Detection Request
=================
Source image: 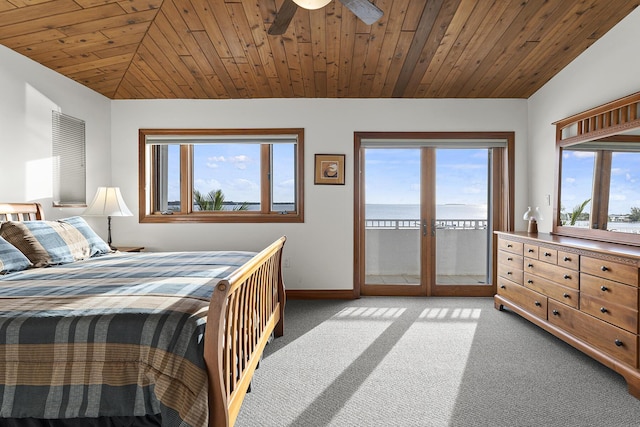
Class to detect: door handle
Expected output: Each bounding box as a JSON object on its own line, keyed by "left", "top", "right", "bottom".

{"left": 422, "top": 219, "right": 436, "bottom": 237}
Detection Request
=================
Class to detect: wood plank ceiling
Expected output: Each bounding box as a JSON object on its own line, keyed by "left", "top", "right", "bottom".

{"left": 0, "top": 0, "right": 637, "bottom": 100}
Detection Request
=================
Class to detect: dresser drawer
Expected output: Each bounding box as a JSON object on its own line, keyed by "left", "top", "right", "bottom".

{"left": 497, "top": 277, "right": 547, "bottom": 319}
{"left": 498, "top": 263, "right": 523, "bottom": 284}
{"left": 524, "top": 244, "right": 538, "bottom": 259}
{"left": 538, "top": 247, "right": 558, "bottom": 264}
{"left": 497, "top": 250, "right": 523, "bottom": 271}
{"left": 558, "top": 250, "right": 579, "bottom": 270}
{"left": 498, "top": 238, "right": 523, "bottom": 255}
{"left": 580, "top": 273, "right": 638, "bottom": 309}
{"left": 581, "top": 256, "right": 638, "bottom": 287}
{"left": 524, "top": 273, "right": 578, "bottom": 308}
{"left": 548, "top": 300, "right": 638, "bottom": 367}
{"left": 580, "top": 294, "right": 638, "bottom": 334}
{"left": 524, "top": 259, "right": 579, "bottom": 289}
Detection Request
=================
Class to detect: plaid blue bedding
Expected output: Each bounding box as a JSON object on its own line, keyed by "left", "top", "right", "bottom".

{"left": 0, "top": 250, "right": 257, "bottom": 426}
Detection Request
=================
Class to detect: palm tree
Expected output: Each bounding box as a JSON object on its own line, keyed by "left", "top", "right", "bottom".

{"left": 569, "top": 198, "right": 591, "bottom": 226}
{"left": 193, "top": 189, "right": 249, "bottom": 211}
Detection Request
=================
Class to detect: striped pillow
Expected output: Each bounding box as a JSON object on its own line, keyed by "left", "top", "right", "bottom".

{"left": 0, "top": 217, "right": 111, "bottom": 267}
{"left": 59, "top": 216, "right": 111, "bottom": 255}
{"left": 0, "top": 236, "right": 32, "bottom": 273}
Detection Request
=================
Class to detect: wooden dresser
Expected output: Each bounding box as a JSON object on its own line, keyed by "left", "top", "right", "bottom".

{"left": 495, "top": 231, "right": 640, "bottom": 398}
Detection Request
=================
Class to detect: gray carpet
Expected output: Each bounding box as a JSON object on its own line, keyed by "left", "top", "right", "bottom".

{"left": 235, "top": 297, "right": 640, "bottom": 426}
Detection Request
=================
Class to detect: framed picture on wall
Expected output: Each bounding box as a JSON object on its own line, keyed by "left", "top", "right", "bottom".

{"left": 314, "top": 154, "right": 345, "bottom": 185}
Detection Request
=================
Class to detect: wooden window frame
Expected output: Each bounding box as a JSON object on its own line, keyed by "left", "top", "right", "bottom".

{"left": 138, "top": 128, "right": 304, "bottom": 223}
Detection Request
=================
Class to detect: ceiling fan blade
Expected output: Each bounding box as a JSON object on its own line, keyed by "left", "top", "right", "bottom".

{"left": 268, "top": 0, "right": 299, "bottom": 35}
{"left": 339, "top": 0, "right": 383, "bottom": 25}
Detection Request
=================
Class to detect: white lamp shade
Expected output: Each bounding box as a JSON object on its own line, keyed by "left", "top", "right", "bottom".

{"left": 292, "top": 0, "right": 332, "bottom": 10}
{"left": 523, "top": 206, "right": 543, "bottom": 221}
{"left": 84, "top": 187, "right": 133, "bottom": 217}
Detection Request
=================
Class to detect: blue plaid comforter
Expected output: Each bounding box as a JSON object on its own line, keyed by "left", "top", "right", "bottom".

{"left": 0, "top": 250, "right": 257, "bottom": 426}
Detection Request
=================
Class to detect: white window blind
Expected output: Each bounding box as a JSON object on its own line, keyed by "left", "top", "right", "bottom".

{"left": 52, "top": 111, "right": 86, "bottom": 206}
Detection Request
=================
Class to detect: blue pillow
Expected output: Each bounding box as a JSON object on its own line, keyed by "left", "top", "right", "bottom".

{"left": 0, "top": 236, "right": 31, "bottom": 273}
{"left": 59, "top": 216, "right": 111, "bottom": 256}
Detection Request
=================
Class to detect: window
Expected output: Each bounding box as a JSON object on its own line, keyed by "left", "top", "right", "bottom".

{"left": 52, "top": 111, "right": 86, "bottom": 206}
{"left": 139, "top": 129, "right": 304, "bottom": 223}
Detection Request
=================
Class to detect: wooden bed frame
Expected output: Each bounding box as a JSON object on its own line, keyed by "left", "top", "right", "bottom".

{"left": 0, "top": 202, "right": 286, "bottom": 427}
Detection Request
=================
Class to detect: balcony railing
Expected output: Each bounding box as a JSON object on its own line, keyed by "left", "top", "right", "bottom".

{"left": 365, "top": 218, "right": 488, "bottom": 230}
{"left": 365, "top": 219, "right": 489, "bottom": 277}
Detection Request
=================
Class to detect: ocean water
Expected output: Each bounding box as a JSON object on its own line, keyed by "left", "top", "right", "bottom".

{"left": 366, "top": 204, "right": 487, "bottom": 220}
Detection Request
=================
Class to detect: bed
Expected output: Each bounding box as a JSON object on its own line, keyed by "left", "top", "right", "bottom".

{"left": 0, "top": 203, "right": 286, "bottom": 427}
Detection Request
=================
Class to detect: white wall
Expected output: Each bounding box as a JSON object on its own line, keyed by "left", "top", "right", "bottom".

{"left": 111, "top": 98, "right": 527, "bottom": 290}
{"left": 0, "top": 45, "right": 111, "bottom": 226}
{"left": 527, "top": 7, "right": 640, "bottom": 232}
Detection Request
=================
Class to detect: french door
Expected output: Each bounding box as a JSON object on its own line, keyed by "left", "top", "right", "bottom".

{"left": 354, "top": 132, "right": 514, "bottom": 297}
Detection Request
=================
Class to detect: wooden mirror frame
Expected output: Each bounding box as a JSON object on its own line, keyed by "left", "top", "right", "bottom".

{"left": 553, "top": 91, "right": 640, "bottom": 246}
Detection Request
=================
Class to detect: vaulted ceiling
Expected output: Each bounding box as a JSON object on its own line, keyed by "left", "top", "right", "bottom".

{"left": 0, "top": 0, "right": 637, "bottom": 100}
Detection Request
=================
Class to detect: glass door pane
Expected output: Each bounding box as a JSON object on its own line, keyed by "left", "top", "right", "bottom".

{"left": 363, "top": 148, "right": 422, "bottom": 290}
{"left": 434, "top": 149, "right": 490, "bottom": 286}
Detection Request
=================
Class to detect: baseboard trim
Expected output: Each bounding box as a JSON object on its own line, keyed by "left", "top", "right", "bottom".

{"left": 286, "top": 289, "right": 357, "bottom": 300}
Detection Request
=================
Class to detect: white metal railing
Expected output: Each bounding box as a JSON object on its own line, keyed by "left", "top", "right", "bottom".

{"left": 365, "top": 218, "right": 487, "bottom": 230}
{"left": 364, "top": 227, "right": 488, "bottom": 275}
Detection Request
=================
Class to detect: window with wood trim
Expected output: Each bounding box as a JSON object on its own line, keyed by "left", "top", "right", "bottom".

{"left": 139, "top": 129, "right": 304, "bottom": 223}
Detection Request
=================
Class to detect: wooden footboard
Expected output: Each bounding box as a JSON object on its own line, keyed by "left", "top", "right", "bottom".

{"left": 205, "top": 236, "right": 286, "bottom": 427}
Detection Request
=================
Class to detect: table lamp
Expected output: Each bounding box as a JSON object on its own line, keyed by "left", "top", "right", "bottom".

{"left": 523, "top": 206, "right": 542, "bottom": 234}
{"left": 84, "top": 187, "right": 133, "bottom": 249}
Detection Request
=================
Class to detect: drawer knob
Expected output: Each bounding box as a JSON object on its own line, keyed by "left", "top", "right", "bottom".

{"left": 507, "top": 257, "right": 513, "bottom": 261}
{"left": 527, "top": 279, "right": 533, "bottom": 284}
{"left": 507, "top": 244, "right": 513, "bottom": 248}
{"left": 563, "top": 256, "right": 570, "bottom": 262}
{"left": 535, "top": 301, "right": 541, "bottom": 307}
{"left": 500, "top": 285, "right": 506, "bottom": 289}
{"left": 600, "top": 285, "right": 608, "bottom": 292}
{"left": 507, "top": 271, "right": 512, "bottom": 275}
{"left": 563, "top": 274, "right": 571, "bottom": 280}
{"left": 615, "top": 339, "right": 623, "bottom": 347}
{"left": 544, "top": 252, "right": 551, "bottom": 257}
{"left": 528, "top": 248, "right": 534, "bottom": 253}
{"left": 601, "top": 265, "right": 609, "bottom": 272}
{"left": 600, "top": 307, "right": 608, "bottom": 313}
{"left": 528, "top": 264, "right": 534, "bottom": 268}
{"left": 552, "top": 309, "right": 560, "bottom": 316}
{"left": 563, "top": 293, "right": 570, "bottom": 298}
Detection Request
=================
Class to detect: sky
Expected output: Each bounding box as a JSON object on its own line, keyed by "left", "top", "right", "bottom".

{"left": 562, "top": 149, "right": 640, "bottom": 216}
{"left": 364, "top": 148, "right": 490, "bottom": 206}
{"left": 168, "top": 143, "right": 295, "bottom": 205}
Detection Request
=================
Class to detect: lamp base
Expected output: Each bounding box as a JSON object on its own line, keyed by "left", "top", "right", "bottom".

{"left": 527, "top": 219, "right": 538, "bottom": 234}
{"left": 107, "top": 215, "right": 113, "bottom": 247}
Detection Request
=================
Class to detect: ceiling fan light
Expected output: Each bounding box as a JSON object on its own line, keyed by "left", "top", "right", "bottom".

{"left": 292, "top": 0, "right": 332, "bottom": 10}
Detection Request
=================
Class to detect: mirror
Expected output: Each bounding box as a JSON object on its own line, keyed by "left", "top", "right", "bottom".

{"left": 553, "top": 92, "right": 640, "bottom": 246}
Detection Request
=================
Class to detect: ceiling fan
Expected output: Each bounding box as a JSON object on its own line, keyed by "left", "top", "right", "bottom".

{"left": 268, "top": 0, "right": 384, "bottom": 35}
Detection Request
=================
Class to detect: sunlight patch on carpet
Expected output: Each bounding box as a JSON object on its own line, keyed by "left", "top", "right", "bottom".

{"left": 330, "top": 307, "right": 481, "bottom": 426}
{"left": 336, "top": 306, "right": 407, "bottom": 318}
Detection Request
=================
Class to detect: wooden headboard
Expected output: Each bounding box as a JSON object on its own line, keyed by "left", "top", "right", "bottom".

{"left": 0, "top": 203, "right": 45, "bottom": 222}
